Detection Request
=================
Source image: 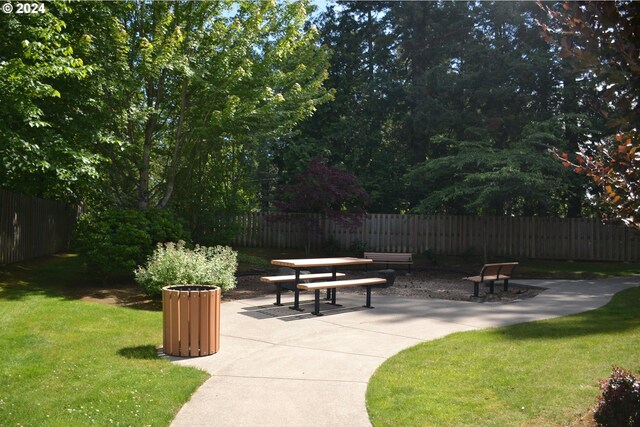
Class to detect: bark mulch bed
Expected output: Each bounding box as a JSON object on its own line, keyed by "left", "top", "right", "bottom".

{"left": 74, "top": 268, "right": 544, "bottom": 308}
{"left": 224, "top": 267, "right": 544, "bottom": 303}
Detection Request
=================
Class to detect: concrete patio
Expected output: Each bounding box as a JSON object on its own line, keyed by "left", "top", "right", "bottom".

{"left": 169, "top": 276, "right": 639, "bottom": 427}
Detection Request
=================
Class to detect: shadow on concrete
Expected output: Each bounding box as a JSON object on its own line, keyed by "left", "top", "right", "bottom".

{"left": 239, "top": 299, "right": 369, "bottom": 321}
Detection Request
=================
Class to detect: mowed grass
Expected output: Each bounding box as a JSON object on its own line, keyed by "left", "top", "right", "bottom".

{"left": 517, "top": 259, "right": 640, "bottom": 279}
{"left": 366, "top": 286, "right": 640, "bottom": 426}
{"left": 0, "top": 255, "right": 208, "bottom": 426}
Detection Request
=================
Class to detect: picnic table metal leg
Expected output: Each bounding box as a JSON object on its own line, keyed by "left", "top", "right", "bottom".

{"left": 326, "top": 266, "right": 337, "bottom": 300}
{"left": 329, "top": 288, "right": 342, "bottom": 306}
{"left": 363, "top": 285, "right": 374, "bottom": 309}
{"left": 274, "top": 283, "right": 283, "bottom": 306}
{"left": 503, "top": 279, "right": 509, "bottom": 292}
{"left": 290, "top": 268, "right": 303, "bottom": 311}
{"left": 311, "top": 289, "right": 323, "bottom": 316}
{"left": 326, "top": 267, "right": 341, "bottom": 306}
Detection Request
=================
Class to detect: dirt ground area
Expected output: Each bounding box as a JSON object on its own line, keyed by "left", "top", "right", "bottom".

{"left": 76, "top": 267, "right": 544, "bottom": 308}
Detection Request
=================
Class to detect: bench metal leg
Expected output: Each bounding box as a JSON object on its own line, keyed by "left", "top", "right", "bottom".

{"left": 363, "top": 285, "right": 374, "bottom": 309}
{"left": 274, "top": 284, "right": 283, "bottom": 306}
{"left": 489, "top": 281, "right": 495, "bottom": 294}
{"left": 311, "top": 289, "right": 323, "bottom": 316}
{"left": 504, "top": 279, "right": 509, "bottom": 292}
{"left": 473, "top": 283, "right": 479, "bottom": 297}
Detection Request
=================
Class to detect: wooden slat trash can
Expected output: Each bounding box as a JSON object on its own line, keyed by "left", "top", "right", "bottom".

{"left": 162, "top": 285, "right": 220, "bottom": 357}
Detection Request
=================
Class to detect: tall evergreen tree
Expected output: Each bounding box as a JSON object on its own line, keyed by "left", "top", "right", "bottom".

{"left": 282, "top": 2, "right": 407, "bottom": 212}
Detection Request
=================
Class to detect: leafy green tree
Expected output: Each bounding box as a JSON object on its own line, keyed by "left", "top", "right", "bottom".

{"left": 0, "top": 2, "right": 97, "bottom": 203}
{"left": 168, "top": 1, "right": 332, "bottom": 242}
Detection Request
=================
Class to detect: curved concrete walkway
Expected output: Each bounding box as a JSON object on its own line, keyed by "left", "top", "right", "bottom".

{"left": 170, "top": 276, "right": 638, "bottom": 427}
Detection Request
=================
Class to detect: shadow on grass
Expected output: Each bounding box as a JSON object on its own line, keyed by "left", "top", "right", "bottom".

{"left": 118, "top": 345, "right": 160, "bottom": 360}
{"left": 498, "top": 286, "right": 640, "bottom": 340}
{"left": 0, "top": 254, "right": 161, "bottom": 311}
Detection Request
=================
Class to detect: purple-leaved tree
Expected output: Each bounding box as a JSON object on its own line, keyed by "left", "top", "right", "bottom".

{"left": 271, "top": 158, "right": 368, "bottom": 254}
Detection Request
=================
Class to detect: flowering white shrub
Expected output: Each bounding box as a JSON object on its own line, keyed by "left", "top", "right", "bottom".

{"left": 134, "top": 241, "right": 237, "bottom": 296}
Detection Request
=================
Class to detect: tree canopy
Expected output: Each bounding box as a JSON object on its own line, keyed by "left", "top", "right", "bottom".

{"left": 2, "top": 1, "right": 637, "bottom": 240}
{"left": 539, "top": 1, "right": 640, "bottom": 229}
{"left": 1, "top": 1, "right": 331, "bottom": 217}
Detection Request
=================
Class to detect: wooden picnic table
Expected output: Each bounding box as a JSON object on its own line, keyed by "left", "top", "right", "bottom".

{"left": 271, "top": 257, "right": 374, "bottom": 269}
{"left": 268, "top": 257, "right": 374, "bottom": 311}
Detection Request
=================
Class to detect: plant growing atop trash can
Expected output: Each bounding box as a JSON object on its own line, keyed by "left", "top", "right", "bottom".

{"left": 135, "top": 241, "right": 237, "bottom": 357}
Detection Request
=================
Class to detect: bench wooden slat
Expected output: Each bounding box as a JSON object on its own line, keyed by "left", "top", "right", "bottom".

{"left": 297, "top": 277, "right": 387, "bottom": 290}
{"left": 363, "top": 252, "right": 413, "bottom": 272}
{"left": 364, "top": 252, "right": 412, "bottom": 263}
{"left": 462, "top": 274, "right": 512, "bottom": 283}
{"left": 260, "top": 273, "right": 346, "bottom": 283}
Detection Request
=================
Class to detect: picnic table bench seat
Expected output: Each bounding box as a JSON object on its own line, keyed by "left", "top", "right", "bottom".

{"left": 364, "top": 252, "right": 413, "bottom": 271}
{"left": 262, "top": 257, "right": 391, "bottom": 316}
{"left": 298, "top": 277, "right": 388, "bottom": 316}
{"left": 261, "top": 272, "right": 347, "bottom": 306}
{"left": 463, "top": 262, "right": 518, "bottom": 297}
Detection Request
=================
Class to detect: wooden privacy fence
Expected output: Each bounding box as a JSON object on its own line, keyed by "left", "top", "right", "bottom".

{"left": 226, "top": 213, "right": 640, "bottom": 262}
{"left": 0, "top": 190, "right": 80, "bottom": 265}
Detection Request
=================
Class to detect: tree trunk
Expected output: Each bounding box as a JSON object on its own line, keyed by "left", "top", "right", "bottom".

{"left": 138, "top": 119, "right": 154, "bottom": 209}
{"left": 138, "top": 71, "right": 166, "bottom": 209}
{"left": 159, "top": 78, "right": 189, "bottom": 208}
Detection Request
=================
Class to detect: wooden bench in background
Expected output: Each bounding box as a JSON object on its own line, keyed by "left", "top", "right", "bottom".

{"left": 364, "top": 252, "right": 413, "bottom": 272}
{"left": 462, "top": 262, "right": 519, "bottom": 297}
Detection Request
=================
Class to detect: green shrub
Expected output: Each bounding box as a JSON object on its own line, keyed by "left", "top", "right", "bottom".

{"left": 322, "top": 236, "right": 341, "bottom": 255}
{"left": 348, "top": 239, "right": 367, "bottom": 255}
{"left": 134, "top": 241, "right": 237, "bottom": 296}
{"left": 422, "top": 248, "right": 439, "bottom": 265}
{"left": 73, "top": 208, "right": 190, "bottom": 280}
{"left": 594, "top": 366, "right": 640, "bottom": 427}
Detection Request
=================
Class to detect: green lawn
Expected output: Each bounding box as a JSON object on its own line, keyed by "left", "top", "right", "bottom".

{"left": 0, "top": 255, "right": 208, "bottom": 426}
{"left": 516, "top": 259, "right": 640, "bottom": 279}
{"left": 366, "top": 286, "right": 640, "bottom": 426}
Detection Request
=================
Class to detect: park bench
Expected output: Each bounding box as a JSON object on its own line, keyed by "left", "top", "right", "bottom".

{"left": 462, "top": 262, "right": 519, "bottom": 297}
{"left": 297, "top": 277, "right": 388, "bottom": 316}
{"left": 364, "top": 252, "right": 413, "bottom": 272}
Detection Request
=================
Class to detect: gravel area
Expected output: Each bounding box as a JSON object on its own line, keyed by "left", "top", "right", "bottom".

{"left": 224, "top": 269, "right": 545, "bottom": 303}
